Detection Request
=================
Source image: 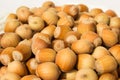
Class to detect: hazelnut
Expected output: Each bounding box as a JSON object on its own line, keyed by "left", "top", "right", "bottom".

{"left": 42, "top": 9, "right": 58, "bottom": 25}
{"left": 0, "top": 33, "right": 21, "bottom": 48}
{"left": 54, "top": 25, "right": 71, "bottom": 40}
{"left": 75, "top": 68, "right": 98, "bottom": 80}
{"left": 52, "top": 39, "right": 66, "bottom": 52}
{"left": 109, "top": 44, "right": 120, "bottom": 65}
{"left": 77, "top": 54, "right": 95, "bottom": 69}
{"left": 15, "top": 24, "right": 33, "bottom": 39}
{"left": 35, "top": 48, "right": 56, "bottom": 63}
{"left": 16, "top": 6, "right": 32, "bottom": 23}
{"left": 92, "top": 46, "right": 110, "bottom": 59}
{"left": 0, "top": 47, "right": 15, "bottom": 65}
{"left": 55, "top": 48, "right": 77, "bottom": 72}
{"left": 32, "top": 33, "right": 51, "bottom": 54}
{"left": 26, "top": 58, "right": 38, "bottom": 75}
{"left": 63, "top": 5, "right": 79, "bottom": 18}
{"left": 77, "top": 18, "right": 96, "bottom": 34}
{"left": 41, "top": 25, "right": 56, "bottom": 37}
{"left": 60, "top": 69, "right": 77, "bottom": 80}
{"left": 31, "top": 7, "right": 47, "bottom": 17}
{"left": 101, "top": 28, "right": 118, "bottom": 47}
{"left": 42, "top": 1, "right": 55, "bottom": 8}
{"left": 81, "top": 31, "right": 102, "bottom": 47}
{"left": 36, "top": 62, "right": 61, "bottom": 80}
{"left": 99, "top": 73, "right": 116, "bottom": 80}
{"left": 28, "top": 15, "right": 45, "bottom": 31}
{"left": 77, "top": 4, "right": 89, "bottom": 12}
{"left": 4, "top": 19, "right": 21, "bottom": 32}
{"left": 12, "top": 39, "right": 32, "bottom": 61}
{"left": 71, "top": 39, "right": 94, "bottom": 54}
{"left": 95, "top": 55, "right": 117, "bottom": 74}
{"left": 7, "top": 61, "right": 28, "bottom": 76}
{"left": 94, "top": 13, "right": 110, "bottom": 24}
{"left": 110, "top": 17, "right": 120, "bottom": 28}
{"left": 57, "top": 15, "right": 74, "bottom": 28}
{"left": 0, "top": 72, "right": 21, "bottom": 80}
{"left": 6, "top": 13, "right": 17, "bottom": 21}
{"left": 96, "top": 23, "right": 110, "bottom": 36}
{"left": 105, "top": 9, "right": 117, "bottom": 17}
{"left": 89, "top": 8, "right": 103, "bottom": 17}
{"left": 64, "top": 31, "right": 80, "bottom": 45}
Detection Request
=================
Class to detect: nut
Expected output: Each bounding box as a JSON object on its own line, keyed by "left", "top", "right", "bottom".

{"left": 63, "top": 5, "right": 79, "bottom": 18}
{"left": 77, "top": 18, "right": 96, "bottom": 34}
{"left": 105, "top": 9, "right": 117, "bottom": 17}
{"left": 0, "top": 47, "right": 15, "bottom": 65}
{"left": 95, "top": 55, "right": 117, "bottom": 74}
{"left": 75, "top": 68, "right": 98, "bottom": 80}
{"left": 92, "top": 46, "right": 110, "bottom": 59}
{"left": 28, "top": 15, "right": 45, "bottom": 31}
{"left": 77, "top": 54, "right": 95, "bottom": 69}
{"left": 81, "top": 31, "right": 102, "bottom": 47}
{"left": 99, "top": 73, "right": 116, "bottom": 80}
{"left": 57, "top": 15, "right": 74, "bottom": 28}
{"left": 15, "top": 24, "right": 33, "bottom": 39}
{"left": 42, "top": 1, "right": 55, "bottom": 8}
{"left": 71, "top": 39, "right": 94, "bottom": 54}
{"left": 0, "top": 33, "right": 21, "bottom": 48}
{"left": 109, "top": 44, "right": 120, "bottom": 65}
{"left": 94, "top": 13, "right": 110, "bottom": 24}
{"left": 26, "top": 58, "right": 38, "bottom": 75}
{"left": 60, "top": 69, "right": 77, "bottom": 80}
{"left": 36, "top": 62, "right": 61, "bottom": 80}
{"left": 6, "top": 13, "right": 17, "bottom": 21}
{"left": 96, "top": 23, "right": 110, "bottom": 36}
{"left": 77, "top": 4, "right": 88, "bottom": 12}
{"left": 42, "top": 9, "right": 58, "bottom": 25}
{"left": 0, "top": 72, "right": 21, "bottom": 80}
{"left": 54, "top": 25, "right": 71, "bottom": 40}
{"left": 0, "top": 66, "right": 7, "bottom": 78}
{"left": 12, "top": 39, "right": 32, "bottom": 61}
{"left": 64, "top": 31, "right": 80, "bottom": 45}
{"left": 31, "top": 7, "right": 47, "bottom": 17}
{"left": 52, "top": 39, "right": 66, "bottom": 52}
{"left": 4, "top": 19, "right": 21, "bottom": 32}
{"left": 32, "top": 33, "right": 51, "bottom": 54}
{"left": 101, "top": 28, "right": 118, "bottom": 47}
{"left": 41, "top": 25, "right": 56, "bottom": 37}
{"left": 35, "top": 48, "right": 56, "bottom": 63}
{"left": 89, "top": 8, "right": 103, "bottom": 17}
{"left": 55, "top": 48, "right": 77, "bottom": 72}
{"left": 110, "top": 17, "right": 120, "bottom": 28}
{"left": 16, "top": 6, "right": 32, "bottom": 23}
{"left": 7, "top": 60, "right": 28, "bottom": 76}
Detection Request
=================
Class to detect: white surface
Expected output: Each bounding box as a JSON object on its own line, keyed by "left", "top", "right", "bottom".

{"left": 0, "top": 0, "right": 120, "bottom": 33}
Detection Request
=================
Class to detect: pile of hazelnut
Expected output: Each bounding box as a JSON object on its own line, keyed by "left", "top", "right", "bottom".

{"left": 0, "top": 1, "right": 120, "bottom": 80}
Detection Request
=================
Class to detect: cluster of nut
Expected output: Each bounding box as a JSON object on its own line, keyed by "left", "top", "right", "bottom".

{"left": 0, "top": 1, "right": 120, "bottom": 80}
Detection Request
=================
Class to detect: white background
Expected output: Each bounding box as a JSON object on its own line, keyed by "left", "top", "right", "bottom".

{"left": 0, "top": 0, "right": 120, "bottom": 16}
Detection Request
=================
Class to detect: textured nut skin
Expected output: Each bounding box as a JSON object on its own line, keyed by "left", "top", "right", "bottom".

{"left": 71, "top": 39, "right": 94, "bottom": 54}
{"left": 109, "top": 44, "right": 120, "bottom": 65}
{"left": 75, "top": 68, "right": 98, "bottom": 80}
{"left": 0, "top": 33, "right": 21, "bottom": 48}
{"left": 95, "top": 55, "right": 117, "bottom": 74}
{"left": 16, "top": 6, "right": 32, "bottom": 23}
{"left": 55, "top": 48, "right": 77, "bottom": 72}
{"left": 36, "top": 62, "right": 61, "bottom": 80}
{"left": 28, "top": 16, "right": 45, "bottom": 31}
